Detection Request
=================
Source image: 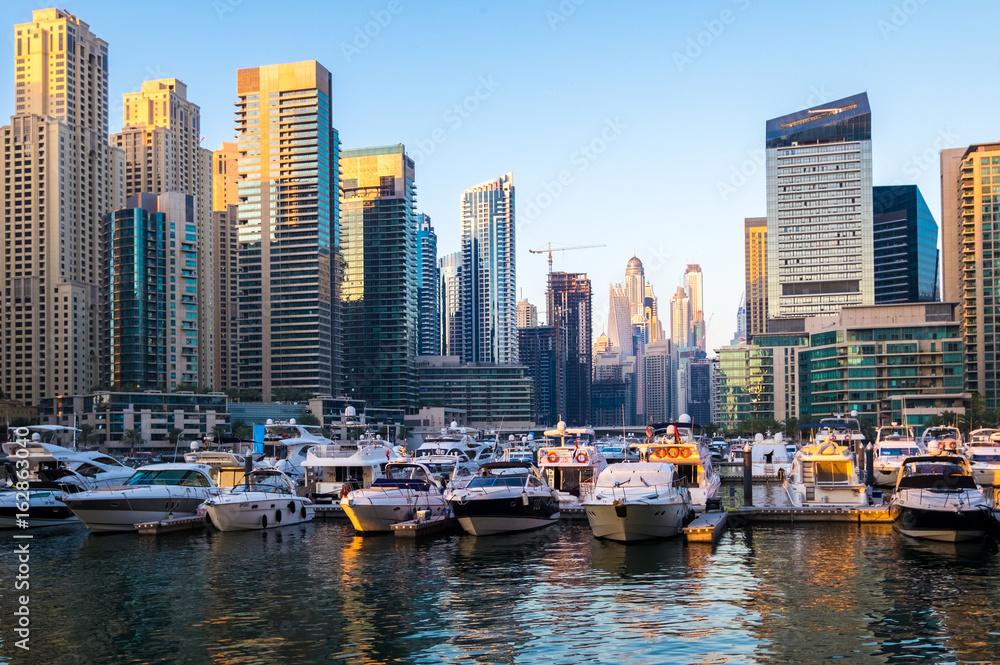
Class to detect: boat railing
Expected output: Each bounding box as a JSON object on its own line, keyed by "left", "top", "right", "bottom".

{"left": 307, "top": 444, "right": 386, "bottom": 460}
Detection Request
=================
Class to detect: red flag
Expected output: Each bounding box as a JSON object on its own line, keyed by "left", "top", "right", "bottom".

{"left": 645, "top": 426, "right": 653, "bottom": 438}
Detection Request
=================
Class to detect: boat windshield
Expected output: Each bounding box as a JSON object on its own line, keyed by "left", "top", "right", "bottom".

{"left": 814, "top": 461, "right": 852, "bottom": 483}
{"left": 898, "top": 462, "right": 977, "bottom": 490}
{"left": 880, "top": 447, "right": 921, "bottom": 458}
{"left": 467, "top": 475, "right": 529, "bottom": 489}
{"left": 125, "top": 469, "right": 210, "bottom": 487}
{"left": 384, "top": 466, "right": 429, "bottom": 482}
{"left": 971, "top": 454, "right": 1000, "bottom": 463}
{"left": 422, "top": 463, "right": 455, "bottom": 477}
{"left": 236, "top": 474, "right": 289, "bottom": 493}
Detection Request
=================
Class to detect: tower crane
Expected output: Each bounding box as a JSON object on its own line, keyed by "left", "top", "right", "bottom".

{"left": 528, "top": 243, "right": 607, "bottom": 273}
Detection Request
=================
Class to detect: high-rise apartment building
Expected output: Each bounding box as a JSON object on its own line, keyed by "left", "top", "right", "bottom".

{"left": 213, "top": 205, "right": 240, "bottom": 391}
{"left": 516, "top": 299, "right": 538, "bottom": 328}
{"left": 111, "top": 78, "right": 215, "bottom": 388}
{"left": 744, "top": 216, "right": 767, "bottom": 337}
{"left": 105, "top": 193, "right": 197, "bottom": 391}
{"left": 607, "top": 284, "right": 633, "bottom": 356}
{"left": 941, "top": 142, "right": 1000, "bottom": 406}
{"left": 2, "top": 9, "right": 123, "bottom": 405}
{"left": 461, "top": 173, "right": 516, "bottom": 364}
{"left": 416, "top": 213, "right": 439, "bottom": 356}
{"left": 642, "top": 340, "right": 674, "bottom": 423}
{"left": 765, "top": 92, "right": 874, "bottom": 320}
{"left": 439, "top": 251, "right": 462, "bottom": 357}
{"left": 684, "top": 264, "right": 704, "bottom": 351}
{"left": 872, "top": 185, "right": 939, "bottom": 304}
{"left": 234, "top": 61, "right": 338, "bottom": 400}
{"left": 518, "top": 325, "right": 565, "bottom": 427}
{"left": 212, "top": 142, "right": 239, "bottom": 210}
{"left": 340, "top": 145, "right": 418, "bottom": 411}
{"left": 547, "top": 272, "right": 592, "bottom": 425}
{"left": 625, "top": 256, "right": 645, "bottom": 321}
{"left": 670, "top": 286, "right": 690, "bottom": 347}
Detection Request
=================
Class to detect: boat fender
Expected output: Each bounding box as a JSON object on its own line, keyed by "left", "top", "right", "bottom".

{"left": 777, "top": 468, "right": 785, "bottom": 481}
{"left": 288, "top": 501, "right": 296, "bottom": 513}
{"left": 275, "top": 510, "right": 282, "bottom": 524}
{"left": 574, "top": 451, "right": 588, "bottom": 464}
{"left": 261, "top": 514, "right": 268, "bottom": 528}
{"left": 547, "top": 452, "right": 559, "bottom": 463}
{"left": 300, "top": 505, "right": 307, "bottom": 519}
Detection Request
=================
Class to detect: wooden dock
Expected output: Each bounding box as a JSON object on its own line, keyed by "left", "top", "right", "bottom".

{"left": 731, "top": 505, "right": 893, "bottom": 524}
{"left": 558, "top": 505, "right": 588, "bottom": 522}
{"left": 683, "top": 510, "right": 729, "bottom": 544}
{"left": 313, "top": 504, "right": 348, "bottom": 519}
{"left": 135, "top": 515, "right": 206, "bottom": 535}
{"left": 391, "top": 515, "right": 460, "bottom": 539}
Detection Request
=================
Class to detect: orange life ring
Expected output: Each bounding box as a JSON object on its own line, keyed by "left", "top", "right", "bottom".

{"left": 667, "top": 448, "right": 680, "bottom": 459}
{"left": 546, "top": 452, "right": 559, "bottom": 463}
{"left": 679, "top": 448, "right": 692, "bottom": 459}
{"left": 574, "top": 451, "right": 588, "bottom": 464}
{"left": 651, "top": 447, "right": 666, "bottom": 459}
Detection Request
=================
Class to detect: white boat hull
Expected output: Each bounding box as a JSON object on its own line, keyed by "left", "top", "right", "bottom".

{"left": 61, "top": 488, "right": 219, "bottom": 533}
{"left": 206, "top": 496, "right": 313, "bottom": 532}
{"left": 873, "top": 464, "right": 901, "bottom": 488}
{"left": 342, "top": 493, "right": 448, "bottom": 533}
{"left": 585, "top": 502, "right": 689, "bottom": 542}
{"left": 456, "top": 515, "right": 557, "bottom": 537}
{"left": 783, "top": 481, "right": 869, "bottom": 508}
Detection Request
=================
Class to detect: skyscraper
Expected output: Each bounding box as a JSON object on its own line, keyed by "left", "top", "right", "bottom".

{"left": 684, "top": 264, "right": 704, "bottom": 351}
{"left": 234, "top": 61, "right": 338, "bottom": 401}
{"left": 547, "top": 271, "right": 592, "bottom": 425}
{"left": 744, "top": 216, "right": 767, "bottom": 337}
{"left": 415, "top": 213, "right": 439, "bottom": 356}
{"left": 213, "top": 205, "right": 240, "bottom": 391}
{"left": 438, "top": 251, "right": 463, "bottom": 357}
{"left": 1, "top": 9, "right": 122, "bottom": 404}
{"left": 518, "top": 325, "right": 565, "bottom": 427}
{"left": 112, "top": 78, "right": 214, "bottom": 388}
{"left": 872, "top": 185, "right": 939, "bottom": 304}
{"left": 670, "top": 286, "right": 690, "bottom": 348}
{"left": 765, "top": 92, "right": 874, "bottom": 320}
{"left": 516, "top": 299, "right": 538, "bottom": 328}
{"left": 212, "top": 142, "right": 239, "bottom": 210}
{"left": 105, "top": 193, "right": 197, "bottom": 391}
{"left": 625, "top": 256, "right": 645, "bottom": 321}
{"left": 341, "top": 145, "right": 418, "bottom": 411}
{"left": 941, "top": 142, "right": 1000, "bottom": 406}
{"left": 461, "top": 173, "right": 516, "bottom": 364}
{"left": 607, "top": 284, "right": 633, "bottom": 357}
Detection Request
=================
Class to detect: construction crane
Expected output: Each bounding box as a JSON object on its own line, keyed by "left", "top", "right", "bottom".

{"left": 529, "top": 243, "right": 607, "bottom": 273}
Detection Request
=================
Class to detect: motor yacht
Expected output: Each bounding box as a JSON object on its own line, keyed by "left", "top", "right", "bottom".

{"left": 341, "top": 461, "right": 448, "bottom": 533}
{"left": 203, "top": 469, "right": 313, "bottom": 531}
{"left": 748, "top": 432, "right": 794, "bottom": 481}
{"left": 183, "top": 449, "right": 251, "bottom": 488}
{"left": 783, "top": 439, "right": 869, "bottom": 507}
{"left": 59, "top": 463, "right": 221, "bottom": 533}
{"left": 597, "top": 438, "right": 640, "bottom": 465}
{"left": 639, "top": 416, "right": 720, "bottom": 508}
{"left": 582, "top": 462, "right": 694, "bottom": 542}
{"left": 963, "top": 428, "right": 1000, "bottom": 486}
{"left": 2, "top": 428, "right": 133, "bottom": 489}
{"left": 446, "top": 461, "right": 560, "bottom": 536}
{"left": 889, "top": 454, "right": 991, "bottom": 542}
{"left": 871, "top": 425, "right": 922, "bottom": 488}
{"left": 536, "top": 421, "right": 607, "bottom": 507}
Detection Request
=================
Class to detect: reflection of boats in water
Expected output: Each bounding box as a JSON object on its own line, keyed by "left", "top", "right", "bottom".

{"left": 588, "top": 535, "right": 687, "bottom": 579}
{"left": 889, "top": 454, "right": 991, "bottom": 542}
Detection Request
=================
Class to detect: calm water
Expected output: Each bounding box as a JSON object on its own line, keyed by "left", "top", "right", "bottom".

{"left": 0, "top": 515, "right": 999, "bottom": 665}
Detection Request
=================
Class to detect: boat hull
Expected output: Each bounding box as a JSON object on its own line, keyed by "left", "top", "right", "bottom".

{"left": 206, "top": 496, "right": 313, "bottom": 532}
{"left": 61, "top": 490, "right": 216, "bottom": 533}
{"left": 341, "top": 493, "right": 448, "bottom": 533}
{"left": 0, "top": 493, "right": 79, "bottom": 528}
{"left": 584, "top": 502, "right": 690, "bottom": 542}
{"left": 892, "top": 504, "right": 990, "bottom": 542}
{"left": 450, "top": 495, "right": 559, "bottom": 536}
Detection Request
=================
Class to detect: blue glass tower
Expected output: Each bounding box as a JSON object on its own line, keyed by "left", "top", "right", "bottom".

{"left": 872, "top": 185, "right": 939, "bottom": 303}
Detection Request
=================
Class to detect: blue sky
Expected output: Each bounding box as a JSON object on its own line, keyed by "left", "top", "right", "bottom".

{"left": 2, "top": 0, "right": 997, "bottom": 353}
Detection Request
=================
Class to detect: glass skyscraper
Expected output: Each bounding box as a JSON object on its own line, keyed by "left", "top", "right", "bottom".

{"left": 234, "top": 61, "right": 337, "bottom": 401}
{"left": 546, "top": 271, "right": 592, "bottom": 425}
{"left": 765, "top": 92, "right": 874, "bottom": 320}
{"left": 872, "top": 185, "right": 939, "bottom": 304}
{"left": 461, "top": 173, "right": 516, "bottom": 365}
{"left": 415, "top": 213, "right": 439, "bottom": 356}
{"left": 340, "top": 145, "right": 418, "bottom": 412}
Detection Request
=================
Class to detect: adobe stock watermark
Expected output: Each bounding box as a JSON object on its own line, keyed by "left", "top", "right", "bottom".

{"left": 213, "top": 0, "right": 244, "bottom": 21}
{"left": 546, "top": 0, "right": 586, "bottom": 30}
{"left": 520, "top": 117, "right": 628, "bottom": 226}
{"left": 898, "top": 127, "right": 960, "bottom": 182}
{"left": 340, "top": 0, "right": 406, "bottom": 63}
{"left": 716, "top": 85, "right": 834, "bottom": 202}
{"left": 877, "top": 0, "right": 930, "bottom": 40}
{"left": 673, "top": 0, "right": 751, "bottom": 73}
{"left": 410, "top": 76, "right": 501, "bottom": 166}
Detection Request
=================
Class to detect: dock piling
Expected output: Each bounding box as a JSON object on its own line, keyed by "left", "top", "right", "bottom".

{"left": 742, "top": 443, "right": 753, "bottom": 507}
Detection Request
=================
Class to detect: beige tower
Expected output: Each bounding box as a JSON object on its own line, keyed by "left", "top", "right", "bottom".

{"left": 111, "top": 78, "right": 215, "bottom": 389}
{"left": 1, "top": 9, "right": 123, "bottom": 405}
{"left": 213, "top": 142, "right": 239, "bottom": 210}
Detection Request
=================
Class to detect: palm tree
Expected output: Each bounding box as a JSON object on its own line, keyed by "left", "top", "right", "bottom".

{"left": 121, "top": 428, "right": 145, "bottom": 453}
{"left": 212, "top": 424, "right": 229, "bottom": 442}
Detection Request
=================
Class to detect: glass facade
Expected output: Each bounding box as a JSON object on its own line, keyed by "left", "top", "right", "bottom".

{"left": 416, "top": 358, "right": 533, "bottom": 427}
{"left": 340, "top": 145, "right": 418, "bottom": 411}
{"left": 715, "top": 342, "right": 774, "bottom": 429}
{"left": 872, "top": 185, "right": 939, "bottom": 303}
{"left": 235, "top": 61, "right": 336, "bottom": 400}
{"left": 744, "top": 217, "right": 767, "bottom": 336}
{"left": 415, "top": 213, "right": 440, "bottom": 356}
{"left": 518, "top": 325, "right": 564, "bottom": 426}
{"left": 546, "top": 272, "right": 592, "bottom": 425}
{"left": 766, "top": 92, "right": 874, "bottom": 320}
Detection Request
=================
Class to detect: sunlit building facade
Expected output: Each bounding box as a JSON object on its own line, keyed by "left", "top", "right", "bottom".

{"left": 766, "top": 92, "right": 874, "bottom": 320}
{"left": 744, "top": 216, "right": 767, "bottom": 337}
{"left": 1, "top": 9, "right": 123, "bottom": 405}
{"left": 341, "top": 145, "right": 418, "bottom": 411}
{"left": 234, "top": 60, "right": 338, "bottom": 400}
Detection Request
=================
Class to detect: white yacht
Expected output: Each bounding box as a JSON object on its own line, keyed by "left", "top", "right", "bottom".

{"left": 871, "top": 425, "right": 922, "bottom": 488}
{"left": 890, "top": 454, "right": 991, "bottom": 542}
{"left": 639, "top": 416, "right": 720, "bottom": 508}
{"left": 446, "top": 461, "right": 560, "bottom": 536}
{"left": 783, "top": 439, "right": 869, "bottom": 507}
{"left": 2, "top": 429, "right": 133, "bottom": 489}
{"left": 963, "top": 428, "right": 1000, "bottom": 487}
{"left": 183, "top": 448, "right": 251, "bottom": 488}
{"left": 203, "top": 469, "right": 313, "bottom": 531}
{"left": 597, "top": 437, "right": 639, "bottom": 464}
{"left": 341, "top": 461, "right": 448, "bottom": 533}
{"left": 302, "top": 439, "right": 390, "bottom": 503}
{"left": 583, "top": 462, "right": 694, "bottom": 542}
{"left": 59, "top": 463, "right": 221, "bottom": 533}
{"left": 536, "top": 421, "right": 607, "bottom": 506}
{"left": 748, "top": 432, "right": 794, "bottom": 481}
{"left": 258, "top": 418, "right": 336, "bottom": 479}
